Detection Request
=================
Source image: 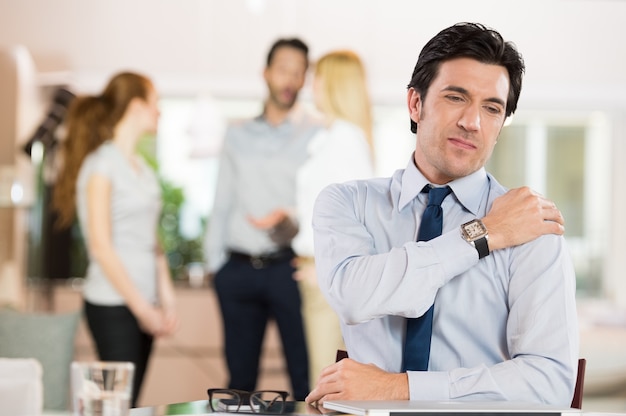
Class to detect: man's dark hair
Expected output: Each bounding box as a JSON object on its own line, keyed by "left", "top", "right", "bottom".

{"left": 266, "top": 38, "right": 309, "bottom": 68}
{"left": 407, "top": 22, "right": 525, "bottom": 133}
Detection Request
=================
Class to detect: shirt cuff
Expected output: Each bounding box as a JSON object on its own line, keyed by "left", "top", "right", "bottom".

{"left": 430, "top": 231, "right": 478, "bottom": 278}
{"left": 408, "top": 370, "right": 450, "bottom": 400}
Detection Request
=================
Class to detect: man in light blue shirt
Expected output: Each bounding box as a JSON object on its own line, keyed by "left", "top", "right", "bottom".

{"left": 205, "top": 38, "right": 321, "bottom": 401}
{"left": 306, "top": 23, "right": 578, "bottom": 406}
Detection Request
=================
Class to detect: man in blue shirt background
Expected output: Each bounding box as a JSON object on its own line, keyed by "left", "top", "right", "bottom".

{"left": 205, "top": 38, "right": 321, "bottom": 401}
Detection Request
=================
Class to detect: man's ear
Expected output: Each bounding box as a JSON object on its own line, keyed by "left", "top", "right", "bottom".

{"left": 407, "top": 88, "right": 422, "bottom": 124}
{"left": 263, "top": 67, "right": 270, "bottom": 84}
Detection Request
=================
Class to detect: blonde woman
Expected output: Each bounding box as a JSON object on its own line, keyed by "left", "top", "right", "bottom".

{"left": 52, "top": 72, "right": 178, "bottom": 407}
{"left": 294, "top": 50, "right": 375, "bottom": 386}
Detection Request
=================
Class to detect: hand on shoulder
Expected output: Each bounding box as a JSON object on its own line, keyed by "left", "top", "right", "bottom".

{"left": 482, "top": 186, "right": 565, "bottom": 251}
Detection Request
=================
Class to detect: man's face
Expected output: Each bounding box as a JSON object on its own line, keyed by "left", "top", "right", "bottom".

{"left": 408, "top": 57, "right": 510, "bottom": 184}
{"left": 264, "top": 46, "right": 307, "bottom": 110}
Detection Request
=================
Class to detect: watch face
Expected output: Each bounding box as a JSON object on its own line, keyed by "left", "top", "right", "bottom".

{"left": 463, "top": 220, "right": 487, "bottom": 239}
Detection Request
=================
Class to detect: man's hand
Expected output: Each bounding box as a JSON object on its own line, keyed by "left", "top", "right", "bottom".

{"left": 305, "top": 359, "right": 409, "bottom": 405}
{"left": 248, "top": 209, "right": 298, "bottom": 245}
{"left": 293, "top": 257, "right": 317, "bottom": 284}
{"left": 482, "top": 186, "right": 565, "bottom": 251}
{"left": 248, "top": 209, "right": 289, "bottom": 229}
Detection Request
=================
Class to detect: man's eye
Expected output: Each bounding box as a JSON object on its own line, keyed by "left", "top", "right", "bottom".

{"left": 485, "top": 105, "right": 502, "bottom": 114}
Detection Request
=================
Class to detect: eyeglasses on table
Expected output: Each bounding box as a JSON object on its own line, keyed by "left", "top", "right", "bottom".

{"left": 207, "top": 389, "right": 290, "bottom": 413}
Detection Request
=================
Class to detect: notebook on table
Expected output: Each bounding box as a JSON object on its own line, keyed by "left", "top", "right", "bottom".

{"left": 322, "top": 400, "right": 581, "bottom": 416}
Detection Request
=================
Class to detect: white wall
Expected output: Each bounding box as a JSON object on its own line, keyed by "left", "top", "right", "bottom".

{"left": 0, "top": 0, "right": 625, "bottom": 109}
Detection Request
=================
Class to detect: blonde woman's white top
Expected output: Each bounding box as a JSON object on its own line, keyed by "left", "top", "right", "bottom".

{"left": 292, "top": 119, "right": 374, "bottom": 257}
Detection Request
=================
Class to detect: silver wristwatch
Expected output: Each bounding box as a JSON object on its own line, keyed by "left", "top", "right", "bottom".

{"left": 460, "top": 219, "right": 490, "bottom": 259}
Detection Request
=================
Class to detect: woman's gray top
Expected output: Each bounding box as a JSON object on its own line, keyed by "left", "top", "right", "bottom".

{"left": 76, "top": 141, "right": 161, "bottom": 306}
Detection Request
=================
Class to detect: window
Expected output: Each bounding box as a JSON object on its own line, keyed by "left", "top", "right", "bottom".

{"left": 487, "top": 111, "right": 612, "bottom": 297}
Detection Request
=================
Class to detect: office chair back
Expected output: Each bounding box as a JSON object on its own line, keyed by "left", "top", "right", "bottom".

{"left": 571, "top": 358, "right": 586, "bottom": 409}
{"left": 0, "top": 309, "right": 80, "bottom": 410}
{"left": 336, "top": 349, "right": 348, "bottom": 362}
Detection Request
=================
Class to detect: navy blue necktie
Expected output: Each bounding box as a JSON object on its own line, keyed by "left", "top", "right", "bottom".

{"left": 403, "top": 185, "right": 452, "bottom": 371}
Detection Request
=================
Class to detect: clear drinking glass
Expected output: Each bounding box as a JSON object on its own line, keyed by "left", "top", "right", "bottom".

{"left": 71, "top": 361, "right": 135, "bottom": 416}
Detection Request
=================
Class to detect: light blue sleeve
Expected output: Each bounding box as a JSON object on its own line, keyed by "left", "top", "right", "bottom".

{"left": 312, "top": 182, "right": 475, "bottom": 324}
{"left": 204, "top": 133, "right": 235, "bottom": 273}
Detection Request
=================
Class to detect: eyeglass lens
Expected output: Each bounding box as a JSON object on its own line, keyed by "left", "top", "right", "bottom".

{"left": 250, "top": 391, "right": 286, "bottom": 413}
{"left": 209, "top": 389, "right": 245, "bottom": 412}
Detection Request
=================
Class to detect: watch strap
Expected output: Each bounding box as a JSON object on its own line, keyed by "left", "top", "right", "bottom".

{"left": 475, "top": 236, "right": 489, "bottom": 259}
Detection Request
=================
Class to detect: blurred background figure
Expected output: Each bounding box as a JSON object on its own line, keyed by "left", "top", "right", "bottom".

{"left": 204, "top": 38, "right": 321, "bottom": 401}
{"left": 293, "top": 50, "right": 375, "bottom": 387}
{"left": 51, "top": 72, "right": 178, "bottom": 407}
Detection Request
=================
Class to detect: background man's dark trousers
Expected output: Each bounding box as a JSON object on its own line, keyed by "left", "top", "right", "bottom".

{"left": 214, "top": 250, "right": 309, "bottom": 400}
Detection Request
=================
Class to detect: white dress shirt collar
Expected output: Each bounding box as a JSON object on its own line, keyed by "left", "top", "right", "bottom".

{"left": 398, "top": 153, "right": 489, "bottom": 217}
